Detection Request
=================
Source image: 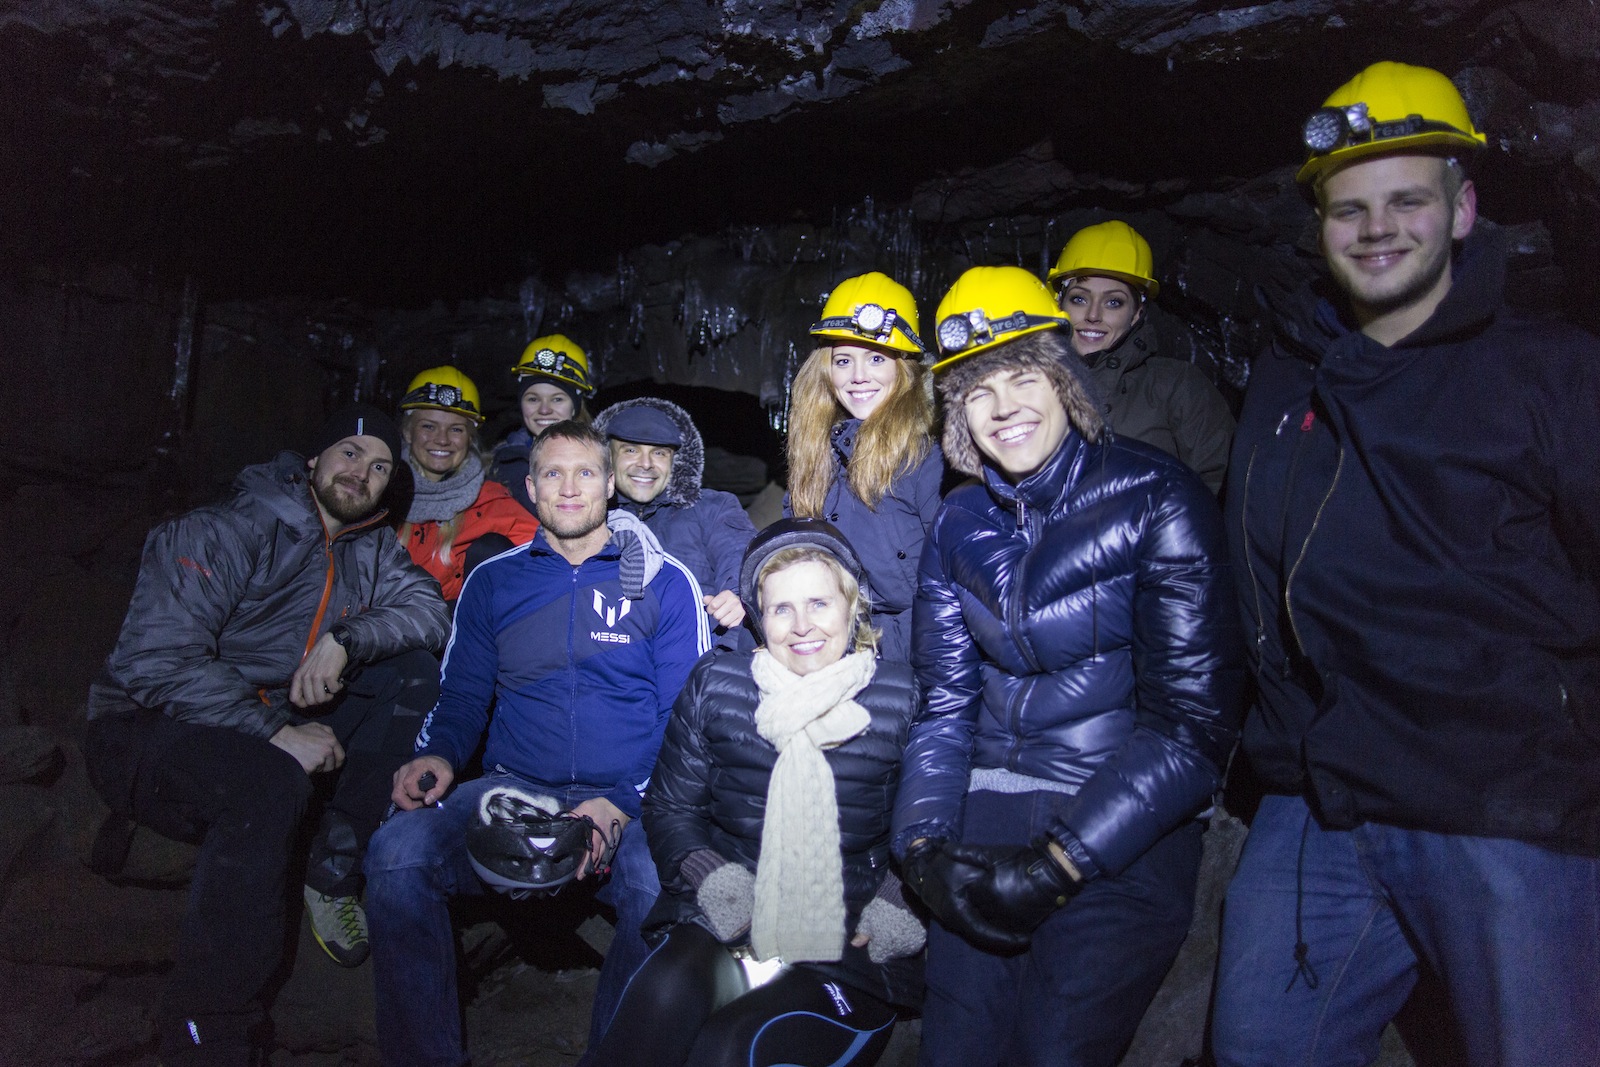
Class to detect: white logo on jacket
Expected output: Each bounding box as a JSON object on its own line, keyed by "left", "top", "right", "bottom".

{"left": 591, "top": 590, "right": 634, "bottom": 644}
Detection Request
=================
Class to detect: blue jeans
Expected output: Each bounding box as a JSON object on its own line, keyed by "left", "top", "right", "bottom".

{"left": 364, "top": 771, "right": 660, "bottom": 1067}
{"left": 919, "top": 789, "right": 1202, "bottom": 1067}
{"left": 1212, "top": 794, "right": 1600, "bottom": 1067}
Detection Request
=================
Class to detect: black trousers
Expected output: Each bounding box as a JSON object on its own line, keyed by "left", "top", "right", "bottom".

{"left": 83, "top": 650, "right": 438, "bottom": 1049}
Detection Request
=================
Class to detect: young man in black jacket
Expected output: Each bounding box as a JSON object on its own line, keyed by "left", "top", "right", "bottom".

{"left": 1212, "top": 62, "right": 1600, "bottom": 1067}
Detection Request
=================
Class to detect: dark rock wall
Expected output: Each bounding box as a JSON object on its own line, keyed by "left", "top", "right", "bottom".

{"left": 1, "top": 1, "right": 1596, "bottom": 1063}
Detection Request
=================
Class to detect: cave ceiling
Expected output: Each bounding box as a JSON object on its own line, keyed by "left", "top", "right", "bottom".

{"left": 5, "top": 0, "right": 1597, "bottom": 308}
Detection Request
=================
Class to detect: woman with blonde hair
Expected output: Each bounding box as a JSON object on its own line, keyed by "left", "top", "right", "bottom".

{"left": 398, "top": 366, "right": 540, "bottom": 603}
{"left": 587, "top": 519, "right": 924, "bottom": 1067}
{"left": 784, "top": 272, "right": 943, "bottom": 662}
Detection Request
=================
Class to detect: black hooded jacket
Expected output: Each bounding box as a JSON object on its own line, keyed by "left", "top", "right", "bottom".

{"left": 1225, "top": 230, "right": 1600, "bottom": 851}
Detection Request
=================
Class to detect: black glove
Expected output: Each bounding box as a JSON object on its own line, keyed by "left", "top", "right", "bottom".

{"left": 968, "top": 836, "right": 1081, "bottom": 937}
{"left": 901, "top": 839, "right": 1031, "bottom": 953}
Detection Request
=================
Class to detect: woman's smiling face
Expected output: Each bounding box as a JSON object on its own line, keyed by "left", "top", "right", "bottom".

{"left": 760, "top": 559, "right": 852, "bottom": 676}
{"left": 1059, "top": 275, "right": 1142, "bottom": 359}
{"left": 827, "top": 344, "right": 901, "bottom": 421}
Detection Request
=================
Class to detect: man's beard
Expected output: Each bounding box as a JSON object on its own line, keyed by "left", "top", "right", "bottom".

{"left": 313, "top": 470, "right": 381, "bottom": 525}
{"left": 541, "top": 504, "right": 607, "bottom": 543}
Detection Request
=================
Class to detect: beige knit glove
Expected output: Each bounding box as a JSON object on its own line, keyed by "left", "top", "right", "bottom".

{"left": 681, "top": 849, "right": 756, "bottom": 944}
{"left": 853, "top": 871, "right": 927, "bottom": 964}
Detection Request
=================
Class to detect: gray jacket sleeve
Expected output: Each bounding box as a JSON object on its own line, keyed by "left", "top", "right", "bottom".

{"left": 335, "top": 532, "right": 451, "bottom": 664}
{"left": 104, "top": 510, "right": 292, "bottom": 739}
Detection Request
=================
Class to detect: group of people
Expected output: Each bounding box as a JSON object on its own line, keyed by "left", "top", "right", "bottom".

{"left": 83, "top": 59, "right": 1597, "bottom": 1067}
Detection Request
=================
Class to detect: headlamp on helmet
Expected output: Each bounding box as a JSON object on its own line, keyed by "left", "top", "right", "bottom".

{"left": 1303, "top": 102, "right": 1371, "bottom": 154}
{"left": 809, "top": 272, "right": 927, "bottom": 356}
{"left": 399, "top": 366, "right": 484, "bottom": 423}
{"left": 935, "top": 309, "right": 1063, "bottom": 357}
{"left": 406, "top": 382, "right": 463, "bottom": 410}
{"left": 812, "top": 303, "right": 928, "bottom": 354}
{"left": 512, "top": 334, "right": 595, "bottom": 398}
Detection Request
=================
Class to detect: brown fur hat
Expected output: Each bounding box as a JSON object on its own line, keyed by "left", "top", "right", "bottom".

{"left": 937, "top": 329, "right": 1104, "bottom": 477}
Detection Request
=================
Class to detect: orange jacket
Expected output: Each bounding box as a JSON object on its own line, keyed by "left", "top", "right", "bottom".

{"left": 403, "top": 479, "right": 539, "bottom": 601}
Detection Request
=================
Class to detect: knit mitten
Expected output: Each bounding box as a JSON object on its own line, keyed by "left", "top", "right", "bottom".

{"left": 855, "top": 871, "right": 927, "bottom": 964}
{"left": 682, "top": 849, "right": 756, "bottom": 944}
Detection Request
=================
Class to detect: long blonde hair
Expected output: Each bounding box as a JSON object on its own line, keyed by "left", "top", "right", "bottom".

{"left": 786, "top": 345, "right": 934, "bottom": 515}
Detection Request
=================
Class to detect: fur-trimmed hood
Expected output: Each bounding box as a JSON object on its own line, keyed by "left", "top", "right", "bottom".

{"left": 936, "top": 330, "right": 1105, "bottom": 478}
{"left": 592, "top": 396, "right": 705, "bottom": 508}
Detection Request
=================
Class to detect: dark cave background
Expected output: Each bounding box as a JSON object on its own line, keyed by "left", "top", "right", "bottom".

{"left": 1, "top": 1, "right": 1595, "bottom": 1063}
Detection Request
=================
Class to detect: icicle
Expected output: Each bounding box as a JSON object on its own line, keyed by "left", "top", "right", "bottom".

{"left": 1041, "top": 216, "right": 1059, "bottom": 276}
{"left": 170, "top": 275, "right": 199, "bottom": 410}
{"left": 520, "top": 276, "right": 545, "bottom": 340}
{"left": 355, "top": 343, "right": 382, "bottom": 403}
{"left": 617, "top": 255, "right": 645, "bottom": 348}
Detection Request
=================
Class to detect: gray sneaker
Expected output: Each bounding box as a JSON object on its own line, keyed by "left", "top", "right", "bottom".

{"left": 303, "top": 885, "right": 370, "bottom": 967}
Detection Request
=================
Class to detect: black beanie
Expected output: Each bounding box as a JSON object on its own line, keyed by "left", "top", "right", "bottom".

{"left": 516, "top": 373, "right": 583, "bottom": 413}
{"left": 310, "top": 403, "right": 403, "bottom": 465}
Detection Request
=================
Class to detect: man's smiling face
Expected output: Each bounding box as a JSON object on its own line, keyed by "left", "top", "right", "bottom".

{"left": 1318, "top": 153, "right": 1475, "bottom": 334}
{"left": 962, "top": 365, "right": 1071, "bottom": 481}
{"left": 609, "top": 439, "right": 675, "bottom": 505}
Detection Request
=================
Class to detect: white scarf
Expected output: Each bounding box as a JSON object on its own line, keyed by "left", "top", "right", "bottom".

{"left": 749, "top": 647, "right": 875, "bottom": 963}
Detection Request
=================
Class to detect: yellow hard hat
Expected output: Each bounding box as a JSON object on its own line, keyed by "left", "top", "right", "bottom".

{"left": 512, "top": 334, "right": 594, "bottom": 397}
{"left": 1297, "top": 61, "right": 1487, "bottom": 185}
{"left": 809, "top": 272, "right": 927, "bottom": 355}
{"left": 930, "top": 266, "right": 1072, "bottom": 373}
{"left": 1047, "top": 221, "right": 1159, "bottom": 298}
{"left": 400, "top": 366, "right": 483, "bottom": 424}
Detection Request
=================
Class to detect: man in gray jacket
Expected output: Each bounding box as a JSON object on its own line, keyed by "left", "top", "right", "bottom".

{"left": 84, "top": 405, "right": 451, "bottom": 1067}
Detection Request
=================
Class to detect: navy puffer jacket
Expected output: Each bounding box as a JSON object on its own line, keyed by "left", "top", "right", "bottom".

{"left": 644, "top": 650, "right": 923, "bottom": 1008}
{"left": 892, "top": 432, "right": 1245, "bottom": 881}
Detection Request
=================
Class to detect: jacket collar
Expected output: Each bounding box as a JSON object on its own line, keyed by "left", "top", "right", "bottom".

{"left": 981, "top": 429, "right": 1091, "bottom": 515}
{"left": 1277, "top": 228, "right": 1506, "bottom": 366}
{"left": 831, "top": 418, "right": 862, "bottom": 466}
{"left": 243, "top": 451, "right": 390, "bottom": 542}
{"left": 527, "top": 527, "right": 620, "bottom": 562}
{"left": 1080, "top": 316, "right": 1156, "bottom": 375}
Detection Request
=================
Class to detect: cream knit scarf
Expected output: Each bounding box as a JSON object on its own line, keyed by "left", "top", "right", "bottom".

{"left": 749, "top": 647, "right": 875, "bottom": 963}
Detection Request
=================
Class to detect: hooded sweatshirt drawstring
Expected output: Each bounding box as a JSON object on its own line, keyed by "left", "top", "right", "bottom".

{"left": 1286, "top": 807, "right": 1321, "bottom": 992}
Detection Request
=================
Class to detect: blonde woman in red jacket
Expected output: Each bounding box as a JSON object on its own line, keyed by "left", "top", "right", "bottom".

{"left": 398, "top": 367, "right": 539, "bottom": 603}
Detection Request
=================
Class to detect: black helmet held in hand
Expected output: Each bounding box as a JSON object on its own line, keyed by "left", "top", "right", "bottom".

{"left": 466, "top": 787, "right": 608, "bottom": 897}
